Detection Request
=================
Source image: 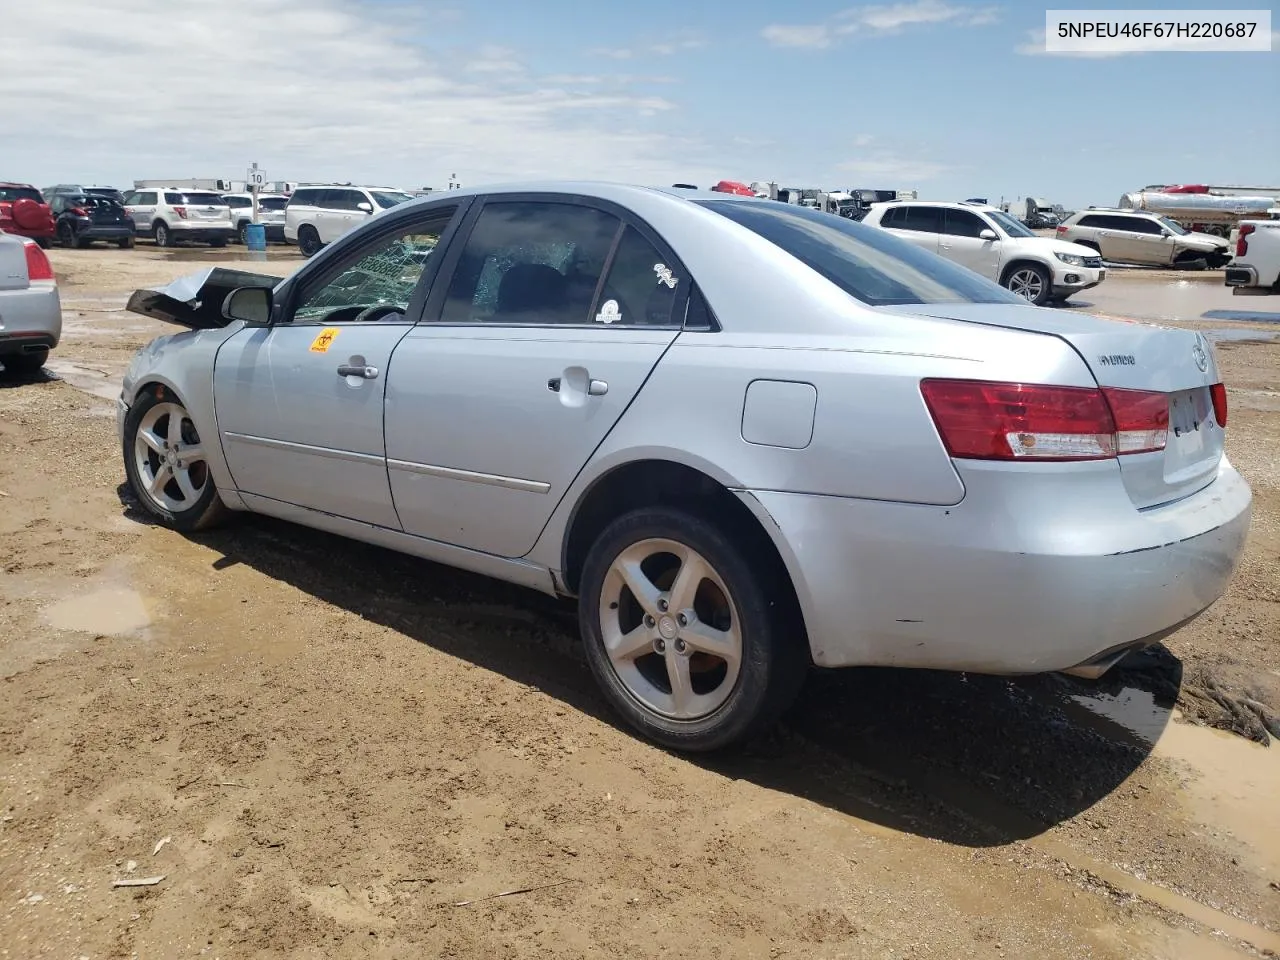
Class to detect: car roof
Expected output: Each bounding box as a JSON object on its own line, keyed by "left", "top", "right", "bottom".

{"left": 869, "top": 198, "right": 1000, "bottom": 213}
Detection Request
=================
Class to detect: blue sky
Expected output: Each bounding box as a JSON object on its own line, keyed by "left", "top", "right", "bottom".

{"left": 5, "top": 0, "right": 1277, "bottom": 209}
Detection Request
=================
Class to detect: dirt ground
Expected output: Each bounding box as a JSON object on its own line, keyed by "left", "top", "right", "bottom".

{"left": 2, "top": 245, "right": 1279, "bottom": 959}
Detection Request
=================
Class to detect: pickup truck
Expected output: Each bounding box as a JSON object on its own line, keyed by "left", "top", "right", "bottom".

{"left": 1225, "top": 220, "right": 1280, "bottom": 295}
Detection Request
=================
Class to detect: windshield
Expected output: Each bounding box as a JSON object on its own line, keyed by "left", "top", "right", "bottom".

{"left": 1157, "top": 216, "right": 1188, "bottom": 236}
{"left": 696, "top": 199, "right": 1024, "bottom": 306}
{"left": 181, "top": 192, "right": 227, "bottom": 205}
{"left": 371, "top": 191, "right": 413, "bottom": 209}
{"left": 258, "top": 197, "right": 288, "bottom": 211}
{"left": 986, "top": 210, "right": 1036, "bottom": 238}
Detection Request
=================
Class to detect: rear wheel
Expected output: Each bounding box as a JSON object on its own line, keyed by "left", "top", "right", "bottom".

{"left": 117, "top": 236, "right": 135, "bottom": 249}
{"left": 34, "top": 237, "right": 52, "bottom": 250}
{"left": 578, "top": 507, "right": 808, "bottom": 752}
{"left": 1003, "top": 263, "right": 1051, "bottom": 305}
{"left": 237, "top": 222, "right": 249, "bottom": 244}
{"left": 122, "top": 389, "right": 228, "bottom": 532}
{"left": 57, "top": 222, "right": 75, "bottom": 248}
{"left": 1, "top": 350, "right": 48, "bottom": 376}
{"left": 153, "top": 222, "right": 172, "bottom": 247}
{"left": 297, "top": 225, "right": 322, "bottom": 258}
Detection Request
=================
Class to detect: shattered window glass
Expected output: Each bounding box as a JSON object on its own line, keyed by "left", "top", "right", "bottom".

{"left": 293, "top": 217, "right": 452, "bottom": 324}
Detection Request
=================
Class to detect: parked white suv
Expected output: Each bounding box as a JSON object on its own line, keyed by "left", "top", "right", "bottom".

{"left": 861, "top": 200, "right": 1105, "bottom": 305}
{"left": 223, "top": 193, "right": 289, "bottom": 243}
{"left": 1056, "top": 208, "right": 1232, "bottom": 269}
{"left": 283, "top": 185, "right": 414, "bottom": 257}
{"left": 122, "top": 188, "right": 235, "bottom": 248}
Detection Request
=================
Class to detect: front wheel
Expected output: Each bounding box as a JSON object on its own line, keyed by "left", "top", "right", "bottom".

{"left": 578, "top": 507, "right": 808, "bottom": 752}
{"left": 122, "top": 390, "right": 228, "bottom": 531}
{"left": 1004, "top": 263, "right": 1051, "bottom": 305}
{"left": 118, "top": 236, "right": 135, "bottom": 249}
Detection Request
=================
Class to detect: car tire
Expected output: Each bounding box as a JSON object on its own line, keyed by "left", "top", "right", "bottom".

{"left": 209, "top": 238, "right": 227, "bottom": 248}
{"left": 122, "top": 388, "right": 229, "bottom": 533}
{"left": 578, "top": 506, "right": 808, "bottom": 752}
{"left": 153, "top": 222, "right": 172, "bottom": 247}
{"left": 1, "top": 349, "right": 48, "bottom": 377}
{"left": 118, "top": 236, "right": 135, "bottom": 250}
{"left": 297, "top": 225, "right": 322, "bottom": 258}
{"left": 1003, "top": 262, "right": 1052, "bottom": 306}
{"left": 34, "top": 237, "right": 52, "bottom": 250}
{"left": 236, "top": 222, "right": 248, "bottom": 244}
{"left": 57, "top": 222, "right": 75, "bottom": 248}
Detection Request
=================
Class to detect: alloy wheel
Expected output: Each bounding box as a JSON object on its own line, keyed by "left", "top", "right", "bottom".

{"left": 133, "top": 401, "right": 209, "bottom": 513}
{"left": 598, "top": 538, "right": 743, "bottom": 721}
{"left": 1008, "top": 268, "right": 1045, "bottom": 302}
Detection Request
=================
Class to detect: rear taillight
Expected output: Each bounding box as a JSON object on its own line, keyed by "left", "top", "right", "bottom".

{"left": 1102, "top": 387, "right": 1168, "bottom": 454}
{"left": 1055, "top": 225, "right": 1067, "bottom": 235}
{"left": 23, "top": 241, "right": 54, "bottom": 282}
{"left": 1236, "top": 223, "right": 1254, "bottom": 257}
{"left": 71, "top": 206, "right": 89, "bottom": 216}
{"left": 173, "top": 206, "right": 188, "bottom": 219}
{"left": 1210, "top": 383, "right": 1228, "bottom": 428}
{"left": 920, "top": 379, "right": 1172, "bottom": 461}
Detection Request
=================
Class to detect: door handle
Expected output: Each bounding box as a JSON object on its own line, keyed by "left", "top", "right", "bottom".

{"left": 337, "top": 363, "right": 379, "bottom": 379}
{"left": 588, "top": 379, "right": 608, "bottom": 396}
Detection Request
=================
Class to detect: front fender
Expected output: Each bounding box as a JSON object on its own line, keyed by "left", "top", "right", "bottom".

{"left": 121, "top": 324, "right": 249, "bottom": 510}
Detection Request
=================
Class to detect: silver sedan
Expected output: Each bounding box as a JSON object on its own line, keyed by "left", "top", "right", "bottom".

{"left": 117, "top": 183, "right": 1252, "bottom": 751}
{"left": 0, "top": 232, "right": 61, "bottom": 375}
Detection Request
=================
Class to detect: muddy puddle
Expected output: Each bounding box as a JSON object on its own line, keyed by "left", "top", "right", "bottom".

{"left": 44, "top": 584, "right": 151, "bottom": 636}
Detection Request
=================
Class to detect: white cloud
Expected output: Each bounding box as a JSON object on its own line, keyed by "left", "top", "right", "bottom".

{"left": 836, "top": 155, "right": 952, "bottom": 182}
{"left": 851, "top": 0, "right": 998, "bottom": 32}
{"left": 763, "top": 1, "right": 999, "bottom": 48}
{"left": 590, "top": 38, "right": 706, "bottom": 59}
{"left": 0, "top": 0, "right": 726, "bottom": 190}
{"left": 760, "top": 24, "right": 834, "bottom": 49}
{"left": 852, "top": 134, "right": 877, "bottom": 148}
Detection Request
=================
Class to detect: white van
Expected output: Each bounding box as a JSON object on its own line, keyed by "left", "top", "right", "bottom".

{"left": 283, "top": 185, "right": 414, "bottom": 256}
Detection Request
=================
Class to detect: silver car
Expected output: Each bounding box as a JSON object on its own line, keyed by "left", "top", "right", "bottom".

{"left": 117, "top": 183, "right": 1252, "bottom": 751}
{"left": 0, "top": 232, "right": 61, "bottom": 375}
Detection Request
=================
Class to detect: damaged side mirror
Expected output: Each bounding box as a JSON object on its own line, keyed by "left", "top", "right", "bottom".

{"left": 222, "top": 286, "right": 272, "bottom": 326}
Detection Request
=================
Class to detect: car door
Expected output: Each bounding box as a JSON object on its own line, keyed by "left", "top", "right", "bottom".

{"left": 384, "top": 197, "right": 688, "bottom": 558}
{"left": 312, "top": 189, "right": 346, "bottom": 244}
{"left": 127, "top": 191, "right": 157, "bottom": 232}
{"left": 212, "top": 203, "right": 463, "bottom": 527}
{"left": 938, "top": 208, "right": 1001, "bottom": 279}
{"left": 881, "top": 204, "right": 941, "bottom": 254}
{"left": 1119, "top": 215, "right": 1173, "bottom": 265}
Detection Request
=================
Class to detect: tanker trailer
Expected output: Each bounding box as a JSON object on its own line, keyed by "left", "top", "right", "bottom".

{"left": 1120, "top": 190, "right": 1279, "bottom": 237}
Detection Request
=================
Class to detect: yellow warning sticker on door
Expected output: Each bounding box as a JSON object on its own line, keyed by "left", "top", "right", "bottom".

{"left": 309, "top": 327, "right": 340, "bottom": 353}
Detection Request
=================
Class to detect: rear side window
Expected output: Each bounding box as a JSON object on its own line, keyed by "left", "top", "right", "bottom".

{"left": 164, "top": 192, "right": 184, "bottom": 204}
{"left": 696, "top": 199, "right": 1024, "bottom": 307}
{"left": 595, "top": 226, "right": 685, "bottom": 326}
{"left": 895, "top": 205, "right": 943, "bottom": 233}
{"left": 440, "top": 201, "right": 620, "bottom": 324}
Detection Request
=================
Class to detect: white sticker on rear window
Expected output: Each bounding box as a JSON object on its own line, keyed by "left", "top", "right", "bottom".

{"left": 653, "top": 263, "right": 678, "bottom": 289}
{"left": 595, "top": 299, "right": 622, "bottom": 324}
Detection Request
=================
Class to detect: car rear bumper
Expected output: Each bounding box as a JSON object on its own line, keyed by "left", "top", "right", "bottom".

{"left": 744, "top": 457, "right": 1252, "bottom": 675}
{"left": 166, "top": 225, "right": 235, "bottom": 241}
{"left": 0, "top": 284, "right": 62, "bottom": 352}
{"left": 80, "top": 225, "right": 134, "bottom": 240}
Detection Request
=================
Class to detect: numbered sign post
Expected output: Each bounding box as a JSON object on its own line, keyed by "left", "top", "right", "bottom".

{"left": 244, "top": 163, "right": 269, "bottom": 256}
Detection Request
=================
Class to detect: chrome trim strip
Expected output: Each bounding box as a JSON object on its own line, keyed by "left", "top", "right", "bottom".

{"left": 387, "top": 458, "right": 550, "bottom": 494}
{"left": 223, "top": 432, "right": 385, "bottom": 466}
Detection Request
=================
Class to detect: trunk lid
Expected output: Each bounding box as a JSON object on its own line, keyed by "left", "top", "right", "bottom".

{"left": 885, "top": 302, "right": 1224, "bottom": 508}
{"left": 126, "top": 267, "right": 282, "bottom": 330}
{"left": 0, "top": 234, "right": 30, "bottom": 291}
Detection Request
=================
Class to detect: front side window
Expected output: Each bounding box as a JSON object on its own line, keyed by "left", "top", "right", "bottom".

{"left": 1121, "top": 216, "right": 1162, "bottom": 235}
{"left": 371, "top": 190, "right": 413, "bottom": 209}
{"left": 696, "top": 199, "right": 1024, "bottom": 307}
{"left": 291, "top": 208, "right": 457, "bottom": 325}
{"left": 439, "top": 201, "right": 620, "bottom": 325}
{"left": 1156, "top": 216, "right": 1188, "bottom": 236}
{"left": 941, "top": 209, "right": 988, "bottom": 239}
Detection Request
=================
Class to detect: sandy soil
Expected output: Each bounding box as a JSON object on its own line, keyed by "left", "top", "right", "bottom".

{"left": 2, "top": 246, "right": 1278, "bottom": 959}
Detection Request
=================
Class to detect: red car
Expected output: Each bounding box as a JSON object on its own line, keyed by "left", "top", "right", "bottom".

{"left": 0, "top": 183, "right": 56, "bottom": 247}
{"left": 710, "top": 180, "right": 755, "bottom": 196}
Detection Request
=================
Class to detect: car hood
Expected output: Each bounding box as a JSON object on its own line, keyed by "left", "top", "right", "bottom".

{"left": 1037, "top": 237, "right": 1101, "bottom": 258}
{"left": 126, "top": 267, "right": 283, "bottom": 329}
{"left": 1179, "top": 231, "right": 1230, "bottom": 250}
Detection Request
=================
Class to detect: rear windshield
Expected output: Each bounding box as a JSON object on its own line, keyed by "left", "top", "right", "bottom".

{"left": 0, "top": 186, "right": 44, "bottom": 203}
{"left": 371, "top": 191, "right": 413, "bottom": 209}
{"left": 180, "top": 192, "right": 227, "bottom": 205}
{"left": 695, "top": 199, "right": 1024, "bottom": 306}
{"left": 258, "top": 197, "right": 288, "bottom": 211}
